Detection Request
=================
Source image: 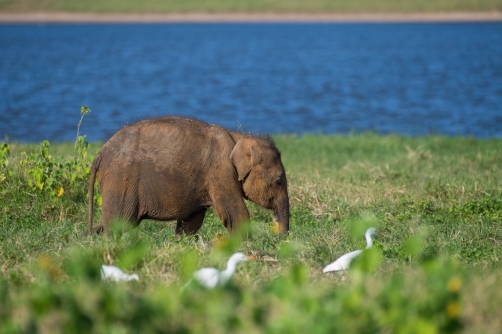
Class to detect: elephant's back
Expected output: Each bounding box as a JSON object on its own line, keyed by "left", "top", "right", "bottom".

{"left": 97, "top": 116, "right": 230, "bottom": 176}
{"left": 105, "top": 116, "right": 209, "bottom": 149}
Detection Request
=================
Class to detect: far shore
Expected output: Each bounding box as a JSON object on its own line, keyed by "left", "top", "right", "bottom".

{"left": 1, "top": 11, "right": 502, "bottom": 23}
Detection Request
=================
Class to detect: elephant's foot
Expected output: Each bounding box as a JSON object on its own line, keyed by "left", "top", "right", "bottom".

{"left": 82, "top": 224, "right": 105, "bottom": 238}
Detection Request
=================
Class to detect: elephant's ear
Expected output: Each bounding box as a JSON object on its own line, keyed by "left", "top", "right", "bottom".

{"left": 230, "top": 139, "right": 262, "bottom": 181}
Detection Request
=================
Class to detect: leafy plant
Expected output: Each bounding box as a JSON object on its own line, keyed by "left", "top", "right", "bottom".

{"left": 0, "top": 143, "right": 11, "bottom": 184}
{"left": 74, "top": 105, "right": 91, "bottom": 160}
{"left": 19, "top": 106, "right": 93, "bottom": 198}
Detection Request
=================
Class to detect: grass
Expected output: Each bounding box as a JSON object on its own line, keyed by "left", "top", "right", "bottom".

{"left": 1, "top": 0, "right": 502, "bottom": 13}
{"left": 1, "top": 133, "right": 502, "bottom": 332}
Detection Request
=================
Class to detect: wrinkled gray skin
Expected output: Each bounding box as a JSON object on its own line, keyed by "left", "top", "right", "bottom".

{"left": 86, "top": 116, "right": 290, "bottom": 238}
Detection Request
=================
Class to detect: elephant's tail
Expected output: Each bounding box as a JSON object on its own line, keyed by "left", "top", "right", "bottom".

{"left": 86, "top": 153, "right": 102, "bottom": 236}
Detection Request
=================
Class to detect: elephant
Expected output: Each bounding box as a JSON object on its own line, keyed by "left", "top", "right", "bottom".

{"left": 86, "top": 116, "right": 290, "bottom": 238}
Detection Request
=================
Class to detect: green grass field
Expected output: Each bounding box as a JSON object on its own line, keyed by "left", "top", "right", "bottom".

{"left": 1, "top": 126, "right": 502, "bottom": 332}
{"left": 1, "top": 0, "right": 502, "bottom": 13}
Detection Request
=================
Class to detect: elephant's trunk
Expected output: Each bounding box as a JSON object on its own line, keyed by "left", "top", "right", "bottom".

{"left": 274, "top": 193, "right": 290, "bottom": 239}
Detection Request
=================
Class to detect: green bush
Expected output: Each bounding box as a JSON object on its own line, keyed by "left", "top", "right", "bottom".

{"left": 0, "top": 143, "right": 11, "bottom": 185}
{"left": 19, "top": 106, "right": 93, "bottom": 199}
{"left": 0, "top": 243, "right": 465, "bottom": 334}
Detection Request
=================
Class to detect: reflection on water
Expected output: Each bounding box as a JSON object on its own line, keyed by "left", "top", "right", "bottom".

{"left": 0, "top": 23, "right": 501, "bottom": 142}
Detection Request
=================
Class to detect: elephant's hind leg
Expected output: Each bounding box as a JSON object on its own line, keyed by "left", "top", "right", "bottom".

{"left": 176, "top": 208, "right": 207, "bottom": 237}
{"left": 100, "top": 186, "right": 141, "bottom": 234}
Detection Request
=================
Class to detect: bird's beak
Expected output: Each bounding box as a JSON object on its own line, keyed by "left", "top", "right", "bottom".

{"left": 246, "top": 256, "right": 257, "bottom": 261}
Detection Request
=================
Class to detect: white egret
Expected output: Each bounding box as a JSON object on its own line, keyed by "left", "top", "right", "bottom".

{"left": 323, "top": 227, "right": 378, "bottom": 273}
{"left": 191, "top": 252, "right": 254, "bottom": 289}
{"left": 101, "top": 265, "right": 139, "bottom": 282}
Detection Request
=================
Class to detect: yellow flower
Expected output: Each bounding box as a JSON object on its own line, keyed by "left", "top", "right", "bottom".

{"left": 271, "top": 220, "right": 280, "bottom": 235}
{"left": 37, "top": 254, "right": 62, "bottom": 281}
{"left": 57, "top": 186, "right": 64, "bottom": 197}
{"left": 447, "top": 276, "right": 462, "bottom": 292}
{"left": 446, "top": 301, "right": 461, "bottom": 318}
{"left": 212, "top": 233, "right": 228, "bottom": 249}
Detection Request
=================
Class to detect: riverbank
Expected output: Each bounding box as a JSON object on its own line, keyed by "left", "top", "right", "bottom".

{"left": 1, "top": 11, "right": 502, "bottom": 23}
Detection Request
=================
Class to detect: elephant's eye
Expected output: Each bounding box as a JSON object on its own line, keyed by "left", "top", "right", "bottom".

{"left": 275, "top": 178, "right": 282, "bottom": 186}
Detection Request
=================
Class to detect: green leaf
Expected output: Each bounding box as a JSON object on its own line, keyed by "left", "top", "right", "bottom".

{"left": 350, "top": 247, "right": 382, "bottom": 274}
{"left": 180, "top": 250, "right": 199, "bottom": 282}
{"left": 96, "top": 195, "right": 102, "bottom": 207}
{"left": 80, "top": 105, "right": 90, "bottom": 116}
{"left": 117, "top": 242, "right": 149, "bottom": 269}
{"left": 349, "top": 213, "right": 379, "bottom": 241}
{"left": 405, "top": 236, "right": 423, "bottom": 256}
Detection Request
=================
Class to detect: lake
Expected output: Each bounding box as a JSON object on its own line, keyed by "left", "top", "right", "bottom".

{"left": 0, "top": 22, "right": 501, "bottom": 142}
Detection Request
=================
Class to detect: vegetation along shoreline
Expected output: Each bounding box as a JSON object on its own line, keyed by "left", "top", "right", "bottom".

{"left": 1, "top": 12, "right": 502, "bottom": 23}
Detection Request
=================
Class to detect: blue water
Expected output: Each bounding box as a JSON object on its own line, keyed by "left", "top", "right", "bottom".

{"left": 0, "top": 23, "right": 501, "bottom": 142}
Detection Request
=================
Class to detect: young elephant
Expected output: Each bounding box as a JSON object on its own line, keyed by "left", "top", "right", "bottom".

{"left": 86, "top": 116, "right": 290, "bottom": 238}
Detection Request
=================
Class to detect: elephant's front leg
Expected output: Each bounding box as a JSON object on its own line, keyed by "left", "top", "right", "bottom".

{"left": 212, "top": 194, "right": 250, "bottom": 234}
{"left": 175, "top": 207, "right": 207, "bottom": 236}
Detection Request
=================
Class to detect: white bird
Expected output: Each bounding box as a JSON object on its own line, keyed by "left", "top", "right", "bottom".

{"left": 101, "top": 265, "right": 139, "bottom": 282}
{"left": 190, "top": 252, "right": 254, "bottom": 289}
{"left": 323, "top": 227, "right": 378, "bottom": 273}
